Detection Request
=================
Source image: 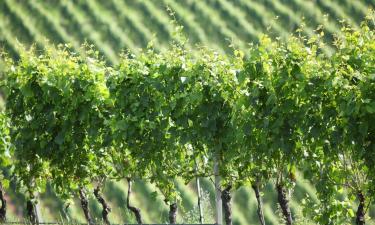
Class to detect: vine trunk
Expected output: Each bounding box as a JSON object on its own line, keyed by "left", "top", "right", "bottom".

{"left": 277, "top": 184, "right": 293, "bottom": 225}
{"left": 169, "top": 202, "right": 178, "bottom": 224}
{"left": 0, "top": 181, "right": 6, "bottom": 222}
{"left": 79, "top": 188, "right": 94, "bottom": 225}
{"left": 126, "top": 179, "right": 143, "bottom": 224}
{"left": 252, "top": 183, "right": 265, "bottom": 225}
{"left": 221, "top": 185, "right": 232, "bottom": 225}
{"left": 94, "top": 186, "right": 111, "bottom": 225}
{"left": 26, "top": 199, "right": 38, "bottom": 225}
{"left": 356, "top": 191, "right": 365, "bottom": 225}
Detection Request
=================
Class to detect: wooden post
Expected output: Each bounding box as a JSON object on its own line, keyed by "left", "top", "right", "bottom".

{"left": 195, "top": 160, "right": 204, "bottom": 224}
{"left": 196, "top": 177, "right": 203, "bottom": 224}
{"left": 214, "top": 161, "right": 222, "bottom": 225}
{"left": 35, "top": 200, "right": 42, "bottom": 225}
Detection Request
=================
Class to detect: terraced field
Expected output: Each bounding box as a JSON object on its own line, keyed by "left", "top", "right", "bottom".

{"left": 1, "top": 1, "right": 375, "bottom": 225}
{"left": 0, "top": 0, "right": 374, "bottom": 63}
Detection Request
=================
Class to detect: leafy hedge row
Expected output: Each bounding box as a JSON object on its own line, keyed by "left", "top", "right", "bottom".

{"left": 1, "top": 13, "right": 374, "bottom": 225}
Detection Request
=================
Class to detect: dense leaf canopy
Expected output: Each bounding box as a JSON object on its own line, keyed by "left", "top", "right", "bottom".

{"left": 1, "top": 12, "right": 374, "bottom": 224}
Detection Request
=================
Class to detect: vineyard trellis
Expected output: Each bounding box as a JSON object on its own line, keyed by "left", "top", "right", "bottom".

{"left": 2, "top": 223, "right": 215, "bottom": 225}
{"left": 0, "top": 11, "right": 374, "bottom": 225}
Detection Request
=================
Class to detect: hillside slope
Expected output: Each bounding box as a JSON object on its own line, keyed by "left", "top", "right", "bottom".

{"left": 0, "top": 0, "right": 374, "bottom": 62}
{"left": 1, "top": 1, "right": 375, "bottom": 224}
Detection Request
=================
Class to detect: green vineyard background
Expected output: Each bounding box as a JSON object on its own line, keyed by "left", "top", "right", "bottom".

{"left": 0, "top": 0, "right": 375, "bottom": 224}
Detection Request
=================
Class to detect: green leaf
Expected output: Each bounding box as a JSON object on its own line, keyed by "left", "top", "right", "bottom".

{"left": 348, "top": 209, "right": 355, "bottom": 218}
{"left": 365, "top": 102, "right": 375, "bottom": 113}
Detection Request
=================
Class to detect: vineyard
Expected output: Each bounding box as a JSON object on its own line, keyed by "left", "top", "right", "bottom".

{"left": 0, "top": 0, "right": 375, "bottom": 62}
{"left": 0, "top": 1, "right": 375, "bottom": 225}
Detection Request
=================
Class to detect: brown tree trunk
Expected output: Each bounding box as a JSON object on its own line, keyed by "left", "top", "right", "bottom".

{"left": 26, "top": 199, "right": 38, "bottom": 225}
{"left": 169, "top": 202, "right": 178, "bottom": 224}
{"left": 356, "top": 191, "right": 365, "bottom": 225}
{"left": 277, "top": 184, "right": 293, "bottom": 225}
{"left": 126, "top": 179, "right": 143, "bottom": 224}
{"left": 252, "top": 183, "right": 266, "bottom": 225}
{"left": 94, "top": 186, "right": 111, "bottom": 225}
{"left": 79, "top": 188, "right": 94, "bottom": 225}
{"left": 221, "top": 185, "right": 232, "bottom": 225}
{"left": 0, "top": 182, "right": 6, "bottom": 222}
